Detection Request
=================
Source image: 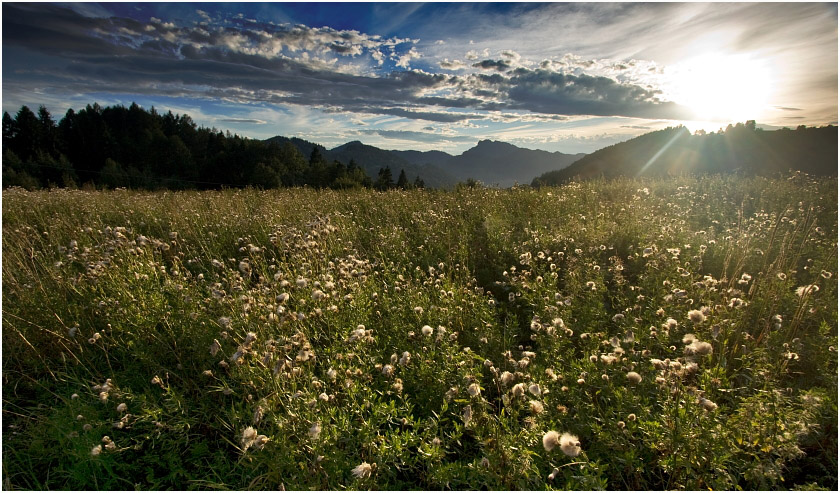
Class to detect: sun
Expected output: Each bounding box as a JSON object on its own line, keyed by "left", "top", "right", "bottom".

{"left": 664, "top": 53, "right": 774, "bottom": 126}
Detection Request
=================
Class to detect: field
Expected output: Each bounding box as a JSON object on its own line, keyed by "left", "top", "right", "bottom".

{"left": 2, "top": 174, "right": 837, "bottom": 490}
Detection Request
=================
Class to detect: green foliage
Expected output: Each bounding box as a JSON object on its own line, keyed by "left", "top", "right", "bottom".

{"left": 2, "top": 175, "right": 836, "bottom": 490}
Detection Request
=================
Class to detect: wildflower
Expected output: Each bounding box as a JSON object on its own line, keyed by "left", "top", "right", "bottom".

{"left": 253, "top": 435, "right": 269, "bottom": 450}
{"left": 627, "top": 413, "right": 637, "bottom": 421}
{"left": 548, "top": 468, "right": 560, "bottom": 481}
{"left": 600, "top": 354, "right": 617, "bottom": 365}
{"left": 795, "top": 284, "right": 819, "bottom": 297}
{"left": 351, "top": 461, "right": 373, "bottom": 479}
{"left": 626, "top": 371, "right": 642, "bottom": 385}
{"left": 687, "top": 309, "right": 705, "bottom": 324}
{"left": 542, "top": 430, "right": 561, "bottom": 451}
{"left": 500, "top": 371, "right": 515, "bottom": 386}
{"left": 99, "top": 391, "right": 109, "bottom": 403}
{"left": 699, "top": 397, "right": 718, "bottom": 412}
{"left": 381, "top": 364, "right": 394, "bottom": 378}
{"left": 665, "top": 318, "right": 678, "bottom": 330}
{"left": 399, "top": 351, "right": 411, "bottom": 366}
{"left": 309, "top": 423, "right": 321, "bottom": 439}
{"left": 71, "top": 393, "right": 79, "bottom": 400}
{"left": 529, "top": 400, "right": 545, "bottom": 414}
{"left": 559, "top": 432, "right": 581, "bottom": 457}
{"left": 218, "top": 316, "right": 231, "bottom": 328}
{"left": 728, "top": 297, "right": 747, "bottom": 308}
{"left": 467, "top": 383, "right": 481, "bottom": 397}
{"left": 421, "top": 325, "right": 433, "bottom": 336}
{"left": 296, "top": 278, "right": 308, "bottom": 288}
{"left": 682, "top": 333, "right": 697, "bottom": 344}
{"left": 116, "top": 403, "right": 127, "bottom": 413}
{"left": 528, "top": 383, "right": 542, "bottom": 396}
{"left": 617, "top": 420, "right": 626, "bottom": 429}
{"left": 462, "top": 405, "right": 473, "bottom": 425}
{"left": 686, "top": 340, "right": 713, "bottom": 356}
{"left": 244, "top": 332, "right": 257, "bottom": 346}
{"left": 241, "top": 426, "right": 258, "bottom": 450}
{"left": 91, "top": 444, "right": 102, "bottom": 456}
{"left": 480, "top": 457, "right": 490, "bottom": 468}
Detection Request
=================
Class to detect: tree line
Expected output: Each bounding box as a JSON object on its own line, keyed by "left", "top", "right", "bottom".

{"left": 533, "top": 121, "right": 838, "bottom": 185}
{"left": 2, "top": 103, "right": 424, "bottom": 190}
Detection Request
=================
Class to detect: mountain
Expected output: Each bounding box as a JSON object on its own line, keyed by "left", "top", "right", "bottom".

{"left": 532, "top": 123, "right": 838, "bottom": 185}
{"left": 446, "top": 140, "right": 585, "bottom": 187}
{"left": 390, "top": 149, "right": 453, "bottom": 167}
{"left": 265, "top": 137, "right": 585, "bottom": 188}
{"left": 328, "top": 141, "right": 457, "bottom": 189}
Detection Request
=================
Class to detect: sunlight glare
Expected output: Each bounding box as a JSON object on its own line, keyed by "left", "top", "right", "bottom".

{"left": 665, "top": 53, "right": 774, "bottom": 125}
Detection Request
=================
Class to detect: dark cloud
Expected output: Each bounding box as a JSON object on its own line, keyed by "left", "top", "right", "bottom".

{"left": 472, "top": 59, "right": 511, "bottom": 71}
{"left": 776, "top": 106, "right": 803, "bottom": 111}
{"left": 3, "top": 3, "right": 694, "bottom": 123}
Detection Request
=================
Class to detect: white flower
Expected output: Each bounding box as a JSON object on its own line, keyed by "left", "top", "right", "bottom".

{"left": 351, "top": 461, "right": 373, "bottom": 479}
{"left": 528, "top": 383, "right": 541, "bottom": 396}
{"left": 687, "top": 309, "right": 705, "bottom": 324}
{"left": 796, "top": 284, "right": 819, "bottom": 297}
{"left": 309, "top": 423, "right": 321, "bottom": 439}
{"left": 626, "top": 371, "right": 642, "bottom": 385}
{"left": 559, "top": 432, "right": 582, "bottom": 457}
{"left": 542, "top": 430, "right": 560, "bottom": 451}
{"left": 467, "top": 383, "right": 481, "bottom": 397}
{"left": 421, "top": 325, "right": 433, "bottom": 336}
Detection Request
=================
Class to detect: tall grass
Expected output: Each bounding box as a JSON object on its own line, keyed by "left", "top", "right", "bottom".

{"left": 3, "top": 174, "right": 836, "bottom": 490}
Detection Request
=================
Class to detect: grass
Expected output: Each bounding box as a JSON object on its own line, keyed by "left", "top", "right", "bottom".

{"left": 2, "top": 173, "right": 837, "bottom": 490}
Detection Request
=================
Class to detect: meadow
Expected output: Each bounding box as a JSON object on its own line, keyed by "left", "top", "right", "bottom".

{"left": 2, "top": 174, "right": 837, "bottom": 490}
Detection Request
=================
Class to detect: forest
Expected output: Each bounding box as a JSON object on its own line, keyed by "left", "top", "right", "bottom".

{"left": 1, "top": 103, "right": 422, "bottom": 191}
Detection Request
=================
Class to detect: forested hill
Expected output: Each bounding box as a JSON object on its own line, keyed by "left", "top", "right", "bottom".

{"left": 1, "top": 103, "right": 419, "bottom": 190}
{"left": 533, "top": 122, "right": 838, "bottom": 185}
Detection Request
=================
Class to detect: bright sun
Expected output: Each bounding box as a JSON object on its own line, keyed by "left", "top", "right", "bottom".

{"left": 665, "top": 53, "right": 774, "bottom": 126}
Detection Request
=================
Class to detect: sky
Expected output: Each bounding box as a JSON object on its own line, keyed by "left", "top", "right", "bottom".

{"left": 2, "top": 2, "right": 837, "bottom": 154}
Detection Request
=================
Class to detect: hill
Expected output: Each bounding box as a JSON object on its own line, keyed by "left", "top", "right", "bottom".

{"left": 533, "top": 123, "right": 838, "bottom": 185}
{"left": 447, "top": 140, "right": 585, "bottom": 187}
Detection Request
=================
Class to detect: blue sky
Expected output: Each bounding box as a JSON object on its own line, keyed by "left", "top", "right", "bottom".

{"left": 3, "top": 2, "right": 837, "bottom": 154}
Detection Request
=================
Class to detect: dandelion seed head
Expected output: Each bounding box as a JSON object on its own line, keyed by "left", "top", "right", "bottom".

{"left": 542, "top": 430, "right": 560, "bottom": 451}
{"left": 351, "top": 461, "right": 373, "bottom": 479}
{"left": 626, "top": 371, "right": 642, "bottom": 385}
{"left": 560, "top": 432, "right": 582, "bottom": 457}
{"left": 687, "top": 309, "right": 705, "bottom": 324}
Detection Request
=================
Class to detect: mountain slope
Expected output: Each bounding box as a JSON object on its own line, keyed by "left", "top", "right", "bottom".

{"left": 446, "top": 140, "right": 585, "bottom": 187}
{"left": 390, "top": 149, "right": 453, "bottom": 167}
{"left": 328, "top": 141, "right": 457, "bottom": 188}
{"left": 533, "top": 124, "right": 839, "bottom": 185}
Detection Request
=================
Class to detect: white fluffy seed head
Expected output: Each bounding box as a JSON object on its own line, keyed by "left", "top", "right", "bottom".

{"left": 560, "top": 432, "right": 582, "bottom": 457}
{"left": 542, "top": 430, "right": 560, "bottom": 451}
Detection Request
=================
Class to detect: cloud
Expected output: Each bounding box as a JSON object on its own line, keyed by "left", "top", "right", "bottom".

{"left": 218, "top": 117, "right": 268, "bottom": 124}
{"left": 0, "top": 3, "right": 721, "bottom": 125}
{"left": 358, "top": 129, "right": 475, "bottom": 143}
{"left": 472, "top": 59, "right": 511, "bottom": 71}
{"left": 439, "top": 58, "right": 466, "bottom": 70}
